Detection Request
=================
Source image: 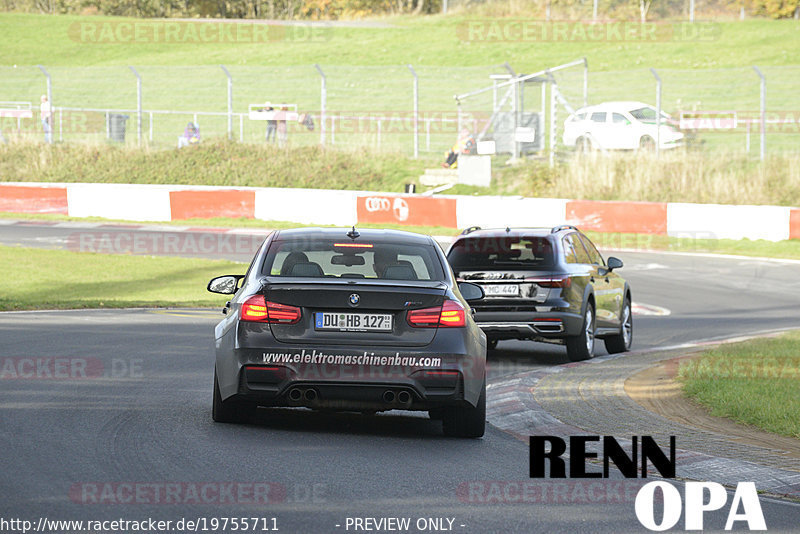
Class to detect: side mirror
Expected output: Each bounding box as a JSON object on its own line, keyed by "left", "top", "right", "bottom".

{"left": 458, "top": 282, "right": 485, "bottom": 302}
{"left": 607, "top": 257, "right": 623, "bottom": 271}
{"left": 207, "top": 275, "right": 244, "bottom": 294}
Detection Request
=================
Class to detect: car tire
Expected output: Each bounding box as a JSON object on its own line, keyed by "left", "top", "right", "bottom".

{"left": 604, "top": 297, "right": 633, "bottom": 354}
{"left": 639, "top": 135, "right": 655, "bottom": 151}
{"left": 442, "top": 380, "right": 486, "bottom": 438}
{"left": 576, "top": 137, "right": 591, "bottom": 153}
{"left": 212, "top": 369, "right": 255, "bottom": 424}
{"left": 566, "top": 302, "right": 595, "bottom": 362}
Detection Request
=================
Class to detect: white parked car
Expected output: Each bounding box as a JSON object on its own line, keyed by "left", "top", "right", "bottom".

{"left": 563, "top": 101, "right": 684, "bottom": 151}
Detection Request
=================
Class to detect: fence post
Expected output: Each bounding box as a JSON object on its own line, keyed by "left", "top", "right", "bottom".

{"left": 583, "top": 57, "right": 588, "bottom": 108}
{"left": 314, "top": 64, "right": 326, "bottom": 146}
{"left": 549, "top": 78, "right": 556, "bottom": 167}
{"left": 36, "top": 65, "right": 52, "bottom": 144}
{"left": 220, "top": 65, "right": 233, "bottom": 140}
{"left": 426, "top": 119, "right": 431, "bottom": 151}
{"left": 690, "top": 0, "right": 695, "bottom": 22}
{"left": 593, "top": 0, "right": 598, "bottom": 20}
{"left": 407, "top": 64, "right": 419, "bottom": 159}
{"left": 753, "top": 66, "right": 766, "bottom": 161}
{"left": 650, "top": 68, "right": 661, "bottom": 158}
{"left": 512, "top": 77, "right": 519, "bottom": 159}
{"left": 128, "top": 66, "right": 142, "bottom": 145}
{"left": 456, "top": 99, "right": 463, "bottom": 136}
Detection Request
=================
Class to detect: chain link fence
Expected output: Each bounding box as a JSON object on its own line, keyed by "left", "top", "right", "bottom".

{"left": 1, "top": 63, "right": 798, "bottom": 159}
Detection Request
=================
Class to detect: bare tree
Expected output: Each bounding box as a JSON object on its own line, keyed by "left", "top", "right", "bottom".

{"left": 639, "top": 0, "right": 652, "bottom": 22}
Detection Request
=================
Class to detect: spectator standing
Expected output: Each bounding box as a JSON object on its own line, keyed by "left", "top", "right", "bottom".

{"left": 40, "top": 95, "right": 52, "bottom": 144}
{"left": 277, "top": 106, "right": 288, "bottom": 148}
{"left": 264, "top": 105, "right": 277, "bottom": 143}
{"left": 178, "top": 122, "right": 200, "bottom": 148}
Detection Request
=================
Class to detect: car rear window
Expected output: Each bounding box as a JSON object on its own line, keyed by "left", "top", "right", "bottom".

{"left": 630, "top": 107, "right": 657, "bottom": 122}
{"left": 447, "top": 236, "right": 555, "bottom": 271}
{"left": 261, "top": 239, "right": 444, "bottom": 281}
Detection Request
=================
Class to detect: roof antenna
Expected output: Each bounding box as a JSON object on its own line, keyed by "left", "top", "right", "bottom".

{"left": 347, "top": 226, "right": 360, "bottom": 240}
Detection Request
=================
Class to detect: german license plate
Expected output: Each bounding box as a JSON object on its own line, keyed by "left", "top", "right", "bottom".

{"left": 315, "top": 312, "right": 393, "bottom": 332}
{"left": 483, "top": 284, "right": 520, "bottom": 296}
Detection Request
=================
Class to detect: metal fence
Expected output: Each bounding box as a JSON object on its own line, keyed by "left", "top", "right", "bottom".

{"left": 0, "top": 64, "right": 503, "bottom": 154}
{"left": 455, "top": 62, "right": 800, "bottom": 162}
{"left": 1, "top": 63, "right": 798, "bottom": 159}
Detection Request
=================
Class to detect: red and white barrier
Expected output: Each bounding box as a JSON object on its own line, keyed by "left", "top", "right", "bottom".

{"left": 0, "top": 182, "right": 798, "bottom": 242}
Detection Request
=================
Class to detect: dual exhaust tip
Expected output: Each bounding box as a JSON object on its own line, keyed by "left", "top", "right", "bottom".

{"left": 288, "top": 387, "right": 317, "bottom": 402}
{"left": 286, "top": 387, "right": 412, "bottom": 406}
{"left": 383, "top": 389, "right": 412, "bottom": 406}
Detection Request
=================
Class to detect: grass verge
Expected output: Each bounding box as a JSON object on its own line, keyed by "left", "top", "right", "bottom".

{"left": 0, "top": 141, "right": 430, "bottom": 191}
{"left": 677, "top": 331, "right": 800, "bottom": 439}
{"left": 3, "top": 142, "right": 800, "bottom": 206}
{"left": 3, "top": 13, "right": 800, "bottom": 71}
{"left": 0, "top": 245, "right": 239, "bottom": 310}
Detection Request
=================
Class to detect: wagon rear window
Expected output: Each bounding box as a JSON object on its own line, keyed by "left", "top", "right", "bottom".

{"left": 447, "top": 236, "right": 555, "bottom": 271}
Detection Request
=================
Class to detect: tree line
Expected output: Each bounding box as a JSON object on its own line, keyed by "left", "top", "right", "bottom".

{"left": 2, "top": 0, "right": 798, "bottom": 20}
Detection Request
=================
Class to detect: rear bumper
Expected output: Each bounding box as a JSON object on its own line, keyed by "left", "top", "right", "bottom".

{"left": 217, "top": 346, "right": 484, "bottom": 411}
{"left": 474, "top": 310, "right": 583, "bottom": 340}
{"left": 238, "top": 373, "right": 465, "bottom": 412}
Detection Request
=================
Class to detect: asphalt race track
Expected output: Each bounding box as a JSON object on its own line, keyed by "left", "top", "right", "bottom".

{"left": 1, "top": 222, "right": 800, "bottom": 533}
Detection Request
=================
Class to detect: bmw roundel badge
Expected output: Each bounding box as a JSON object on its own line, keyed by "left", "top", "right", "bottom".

{"left": 349, "top": 293, "right": 360, "bottom": 307}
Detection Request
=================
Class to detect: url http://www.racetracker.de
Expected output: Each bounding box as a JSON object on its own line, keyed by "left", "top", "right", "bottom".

{"left": 0, "top": 516, "right": 280, "bottom": 533}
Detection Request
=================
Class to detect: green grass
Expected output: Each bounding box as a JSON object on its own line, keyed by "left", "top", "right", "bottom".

{"left": 585, "top": 231, "right": 800, "bottom": 260}
{"left": 1, "top": 14, "right": 799, "bottom": 150}
{"left": 2, "top": 13, "right": 799, "bottom": 70}
{"left": 3, "top": 142, "right": 800, "bottom": 207}
{"left": 0, "top": 244, "right": 240, "bottom": 310}
{"left": 0, "top": 140, "right": 429, "bottom": 190}
{"left": 677, "top": 331, "right": 800, "bottom": 438}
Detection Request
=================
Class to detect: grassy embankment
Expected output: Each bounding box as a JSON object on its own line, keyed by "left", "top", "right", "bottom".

{"left": 0, "top": 245, "right": 238, "bottom": 310}
{"left": 677, "top": 331, "right": 800, "bottom": 439}
{"left": 0, "top": 14, "right": 799, "bottom": 150}
{"left": 2, "top": 141, "right": 800, "bottom": 207}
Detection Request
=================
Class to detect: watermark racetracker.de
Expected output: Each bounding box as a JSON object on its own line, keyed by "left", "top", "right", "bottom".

{"left": 67, "top": 231, "right": 266, "bottom": 256}
{"left": 457, "top": 20, "right": 722, "bottom": 43}
{"left": 0, "top": 357, "right": 143, "bottom": 379}
{"left": 68, "top": 20, "right": 332, "bottom": 44}
{"left": 457, "top": 480, "right": 649, "bottom": 504}
{"left": 68, "top": 481, "right": 326, "bottom": 504}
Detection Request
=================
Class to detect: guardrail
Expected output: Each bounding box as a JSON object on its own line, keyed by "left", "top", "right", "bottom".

{"left": 1, "top": 182, "right": 797, "bottom": 242}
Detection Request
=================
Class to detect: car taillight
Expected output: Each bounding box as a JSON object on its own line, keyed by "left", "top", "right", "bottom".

{"left": 531, "top": 275, "right": 572, "bottom": 288}
{"left": 241, "top": 295, "right": 301, "bottom": 324}
{"left": 407, "top": 300, "right": 466, "bottom": 328}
